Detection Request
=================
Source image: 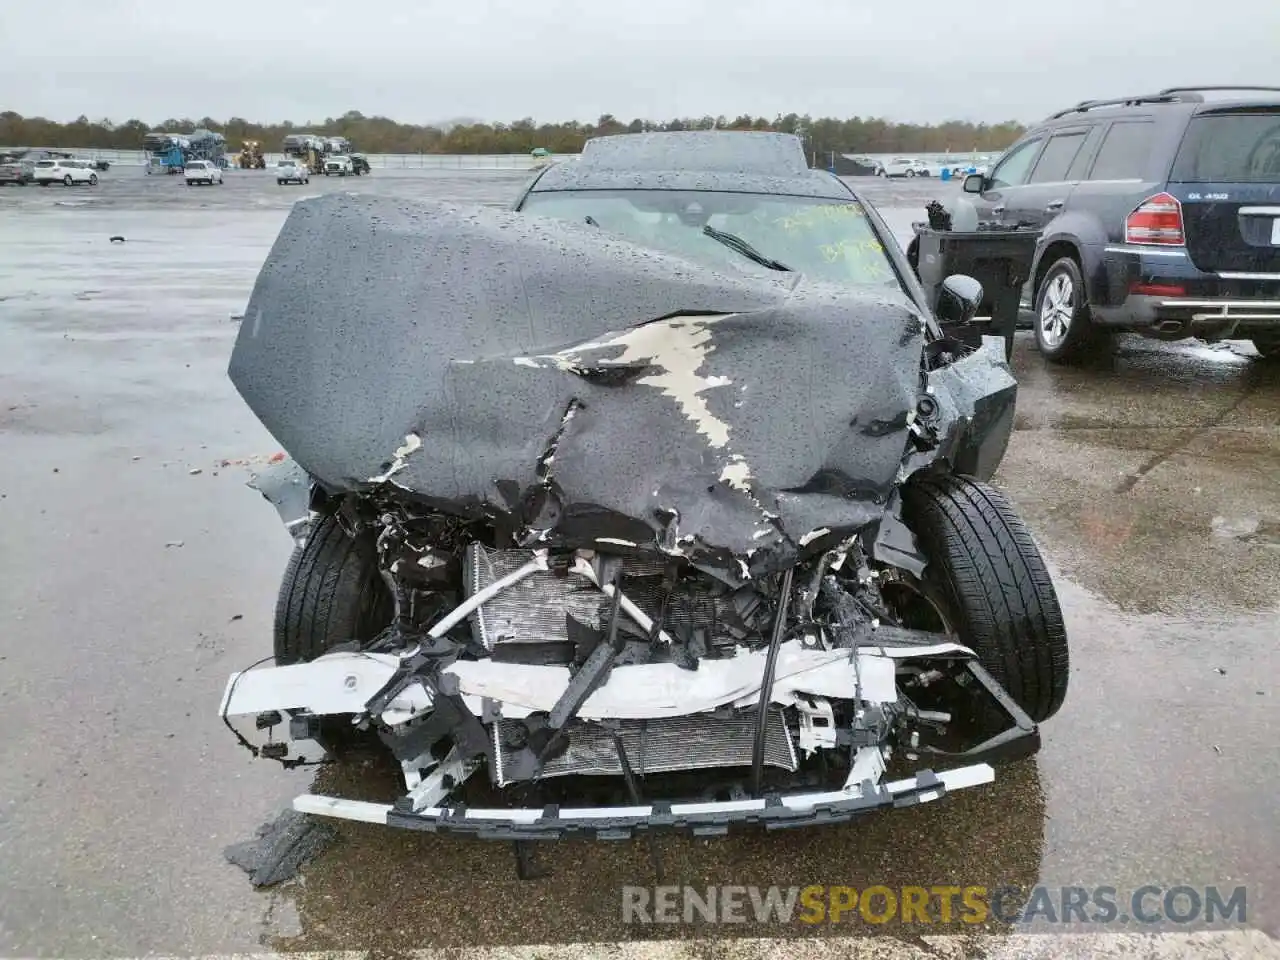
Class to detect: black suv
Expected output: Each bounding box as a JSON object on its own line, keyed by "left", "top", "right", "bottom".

{"left": 963, "top": 86, "right": 1280, "bottom": 363}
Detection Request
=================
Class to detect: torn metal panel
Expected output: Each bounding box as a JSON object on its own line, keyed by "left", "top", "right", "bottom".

{"left": 228, "top": 195, "right": 927, "bottom": 579}
{"left": 905, "top": 335, "right": 1017, "bottom": 483}
{"left": 246, "top": 455, "right": 314, "bottom": 542}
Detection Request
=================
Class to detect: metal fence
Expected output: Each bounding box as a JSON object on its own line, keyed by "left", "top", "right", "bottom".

{"left": 45, "top": 147, "right": 996, "bottom": 170}
{"left": 58, "top": 148, "right": 557, "bottom": 170}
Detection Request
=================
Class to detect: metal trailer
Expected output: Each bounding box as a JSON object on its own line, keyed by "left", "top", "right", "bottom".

{"left": 143, "top": 133, "right": 189, "bottom": 174}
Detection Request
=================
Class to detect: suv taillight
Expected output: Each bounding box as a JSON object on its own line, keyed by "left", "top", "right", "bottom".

{"left": 1125, "top": 192, "right": 1185, "bottom": 245}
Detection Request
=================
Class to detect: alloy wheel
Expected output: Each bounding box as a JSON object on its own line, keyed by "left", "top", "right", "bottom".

{"left": 1039, "top": 271, "right": 1075, "bottom": 350}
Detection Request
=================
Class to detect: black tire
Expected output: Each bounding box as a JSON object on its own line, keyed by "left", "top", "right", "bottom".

{"left": 88, "top": 174, "right": 98, "bottom": 186}
{"left": 1251, "top": 334, "right": 1280, "bottom": 361}
{"left": 63, "top": 175, "right": 73, "bottom": 186}
{"left": 273, "top": 512, "right": 392, "bottom": 665}
{"left": 1033, "top": 255, "right": 1108, "bottom": 364}
{"left": 901, "top": 474, "right": 1069, "bottom": 725}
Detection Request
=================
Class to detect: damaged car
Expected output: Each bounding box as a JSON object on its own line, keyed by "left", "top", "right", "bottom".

{"left": 219, "top": 187, "right": 1068, "bottom": 860}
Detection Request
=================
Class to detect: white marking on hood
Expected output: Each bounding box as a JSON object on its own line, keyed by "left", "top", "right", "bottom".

{"left": 719, "top": 456, "right": 752, "bottom": 492}
{"left": 542, "top": 314, "right": 737, "bottom": 448}
{"left": 367, "top": 432, "right": 422, "bottom": 483}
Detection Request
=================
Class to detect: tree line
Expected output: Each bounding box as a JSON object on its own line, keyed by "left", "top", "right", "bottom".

{"left": 0, "top": 109, "right": 1026, "bottom": 157}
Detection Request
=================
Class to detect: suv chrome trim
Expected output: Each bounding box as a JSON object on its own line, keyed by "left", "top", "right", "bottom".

{"left": 1218, "top": 272, "right": 1280, "bottom": 281}
{"left": 1104, "top": 244, "right": 1187, "bottom": 257}
{"left": 1237, "top": 206, "right": 1280, "bottom": 217}
{"left": 1158, "top": 300, "right": 1280, "bottom": 309}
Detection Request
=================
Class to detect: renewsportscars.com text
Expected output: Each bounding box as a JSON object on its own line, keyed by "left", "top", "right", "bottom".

{"left": 621, "top": 885, "right": 1248, "bottom": 926}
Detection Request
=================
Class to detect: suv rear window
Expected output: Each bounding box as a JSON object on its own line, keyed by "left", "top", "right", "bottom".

{"left": 36, "top": 160, "right": 55, "bottom": 168}
{"left": 1171, "top": 112, "right": 1280, "bottom": 182}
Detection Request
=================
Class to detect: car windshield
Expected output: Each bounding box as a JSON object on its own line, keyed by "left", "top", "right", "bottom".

{"left": 520, "top": 189, "right": 904, "bottom": 289}
{"left": 1170, "top": 112, "right": 1280, "bottom": 182}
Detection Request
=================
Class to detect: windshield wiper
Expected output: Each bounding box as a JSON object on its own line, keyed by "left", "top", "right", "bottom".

{"left": 701, "top": 224, "right": 792, "bottom": 272}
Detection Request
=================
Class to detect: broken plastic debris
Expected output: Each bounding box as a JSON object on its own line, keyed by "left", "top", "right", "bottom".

{"left": 165, "top": 540, "right": 184, "bottom": 548}
{"left": 223, "top": 808, "right": 337, "bottom": 887}
{"left": 188, "top": 468, "right": 203, "bottom": 476}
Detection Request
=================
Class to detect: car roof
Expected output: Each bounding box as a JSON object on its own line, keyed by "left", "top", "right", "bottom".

{"left": 529, "top": 131, "right": 855, "bottom": 200}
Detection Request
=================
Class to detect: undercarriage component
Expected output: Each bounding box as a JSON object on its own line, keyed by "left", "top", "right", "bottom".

{"left": 294, "top": 762, "right": 996, "bottom": 839}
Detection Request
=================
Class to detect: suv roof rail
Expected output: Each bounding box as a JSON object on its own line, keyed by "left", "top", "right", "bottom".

{"left": 1158, "top": 85, "right": 1280, "bottom": 98}
{"left": 1045, "top": 92, "right": 1201, "bottom": 120}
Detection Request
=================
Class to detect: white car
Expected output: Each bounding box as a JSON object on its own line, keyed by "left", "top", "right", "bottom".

{"left": 323, "top": 154, "right": 353, "bottom": 176}
{"left": 877, "top": 157, "right": 931, "bottom": 178}
{"left": 275, "top": 159, "right": 310, "bottom": 185}
{"left": 32, "top": 158, "right": 98, "bottom": 186}
{"left": 184, "top": 160, "right": 223, "bottom": 186}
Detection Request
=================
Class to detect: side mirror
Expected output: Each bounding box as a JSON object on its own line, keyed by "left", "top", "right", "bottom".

{"left": 962, "top": 173, "right": 986, "bottom": 194}
{"left": 935, "top": 274, "right": 984, "bottom": 327}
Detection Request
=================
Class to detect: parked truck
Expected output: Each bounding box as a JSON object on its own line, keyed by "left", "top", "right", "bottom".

{"left": 144, "top": 133, "right": 188, "bottom": 174}
{"left": 144, "top": 129, "right": 228, "bottom": 174}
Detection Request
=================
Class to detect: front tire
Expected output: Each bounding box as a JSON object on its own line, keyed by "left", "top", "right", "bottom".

{"left": 1251, "top": 334, "right": 1280, "bottom": 361}
{"left": 900, "top": 474, "right": 1069, "bottom": 725}
{"left": 274, "top": 512, "right": 392, "bottom": 666}
{"left": 1033, "top": 256, "right": 1107, "bottom": 364}
{"left": 88, "top": 174, "right": 98, "bottom": 186}
{"left": 63, "top": 175, "right": 73, "bottom": 186}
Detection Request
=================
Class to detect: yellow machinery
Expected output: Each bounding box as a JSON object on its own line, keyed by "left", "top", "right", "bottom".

{"left": 238, "top": 141, "right": 266, "bottom": 169}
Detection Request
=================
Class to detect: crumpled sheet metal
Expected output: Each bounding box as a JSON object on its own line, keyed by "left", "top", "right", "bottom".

{"left": 228, "top": 195, "right": 1009, "bottom": 580}
{"left": 246, "top": 455, "right": 312, "bottom": 539}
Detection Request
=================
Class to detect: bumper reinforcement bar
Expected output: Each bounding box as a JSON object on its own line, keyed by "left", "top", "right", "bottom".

{"left": 293, "top": 762, "right": 994, "bottom": 840}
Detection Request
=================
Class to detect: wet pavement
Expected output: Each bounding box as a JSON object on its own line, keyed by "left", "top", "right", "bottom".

{"left": 1, "top": 168, "right": 1277, "bottom": 957}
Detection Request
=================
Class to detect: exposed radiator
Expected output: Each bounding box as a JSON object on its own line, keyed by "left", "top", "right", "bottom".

{"left": 465, "top": 543, "right": 749, "bottom": 652}
{"left": 492, "top": 709, "right": 798, "bottom": 786}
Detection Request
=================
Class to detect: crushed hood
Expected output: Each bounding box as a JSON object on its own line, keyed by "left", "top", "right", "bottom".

{"left": 229, "top": 195, "right": 992, "bottom": 580}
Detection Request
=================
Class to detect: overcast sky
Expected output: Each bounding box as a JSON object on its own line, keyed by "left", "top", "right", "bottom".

{"left": 4, "top": 0, "right": 1279, "bottom": 126}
